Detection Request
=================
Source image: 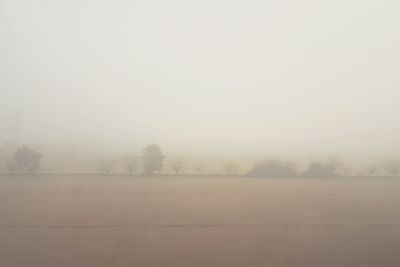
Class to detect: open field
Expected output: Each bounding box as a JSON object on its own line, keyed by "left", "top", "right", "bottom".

{"left": 0, "top": 174, "right": 399, "bottom": 266}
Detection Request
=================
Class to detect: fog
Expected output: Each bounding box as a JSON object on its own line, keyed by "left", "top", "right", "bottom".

{"left": 2, "top": 2, "right": 400, "bottom": 265}
{"left": 1, "top": 0, "right": 400, "bottom": 162}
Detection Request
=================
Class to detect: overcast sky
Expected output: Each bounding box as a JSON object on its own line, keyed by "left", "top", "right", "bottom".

{"left": 1, "top": 0, "right": 400, "bottom": 159}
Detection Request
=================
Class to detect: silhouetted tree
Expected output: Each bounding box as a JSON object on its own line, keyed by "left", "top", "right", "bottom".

{"left": 383, "top": 160, "right": 400, "bottom": 176}
{"left": 142, "top": 144, "right": 164, "bottom": 175}
{"left": 304, "top": 157, "right": 342, "bottom": 177}
{"left": 14, "top": 145, "right": 42, "bottom": 173}
{"left": 248, "top": 159, "right": 296, "bottom": 177}
{"left": 170, "top": 158, "right": 183, "bottom": 175}
{"left": 304, "top": 161, "right": 328, "bottom": 177}
{"left": 124, "top": 155, "right": 140, "bottom": 174}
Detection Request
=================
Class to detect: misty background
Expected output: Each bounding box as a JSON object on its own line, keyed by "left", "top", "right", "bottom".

{"left": 1, "top": 0, "right": 400, "bottom": 171}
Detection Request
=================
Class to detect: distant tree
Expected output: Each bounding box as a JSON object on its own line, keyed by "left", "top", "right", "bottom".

{"left": 248, "top": 159, "right": 296, "bottom": 177}
{"left": 170, "top": 158, "right": 184, "bottom": 175}
{"left": 383, "top": 160, "right": 400, "bottom": 176}
{"left": 304, "top": 157, "right": 342, "bottom": 178}
{"left": 0, "top": 141, "right": 18, "bottom": 173}
{"left": 124, "top": 155, "right": 140, "bottom": 174}
{"left": 367, "top": 165, "right": 377, "bottom": 176}
{"left": 14, "top": 145, "right": 42, "bottom": 173}
{"left": 195, "top": 162, "right": 204, "bottom": 174}
{"left": 326, "top": 157, "right": 343, "bottom": 176}
{"left": 223, "top": 161, "right": 238, "bottom": 174}
{"left": 5, "top": 159, "right": 16, "bottom": 174}
{"left": 142, "top": 144, "right": 164, "bottom": 175}
{"left": 304, "top": 161, "right": 328, "bottom": 177}
{"left": 342, "top": 165, "right": 352, "bottom": 176}
{"left": 97, "top": 161, "right": 113, "bottom": 174}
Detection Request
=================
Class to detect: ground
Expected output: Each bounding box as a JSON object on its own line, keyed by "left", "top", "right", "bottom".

{"left": 0, "top": 175, "right": 399, "bottom": 266}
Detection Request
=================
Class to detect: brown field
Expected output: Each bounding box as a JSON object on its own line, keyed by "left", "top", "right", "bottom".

{"left": 0, "top": 174, "right": 399, "bottom": 267}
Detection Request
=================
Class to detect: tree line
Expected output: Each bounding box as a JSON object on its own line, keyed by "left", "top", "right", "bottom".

{"left": 248, "top": 157, "right": 400, "bottom": 178}
{"left": 1, "top": 143, "right": 400, "bottom": 177}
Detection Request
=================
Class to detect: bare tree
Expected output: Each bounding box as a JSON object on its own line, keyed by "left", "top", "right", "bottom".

{"left": 5, "top": 159, "right": 16, "bottom": 174}
{"left": 0, "top": 141, "right": 17, "bottom": 173}
{"left": 124, "top": 155, "right": 140, "bottom": 174}
{"left": 97, "top": 161, "right": 113, "bottom": 174}
{"left": 223, "top": 161, "right": 238, "bottom": 175}
{"left": 383, "top": 160, "right": 400, "bottom": 176}
{"left": 326, "top": 157, "right": 343, "bottom": 176}
{"left": 170, "top": 158, "right": 184, "bottom": 175}
{"left": 195, "top": 162, "right": 204, "bottom": 174}
{"left": 342, "top": 165, "right": 352, "bottom": 176}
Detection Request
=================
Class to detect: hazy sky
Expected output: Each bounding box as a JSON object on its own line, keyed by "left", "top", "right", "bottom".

{"left": 1, "top": 0, "right": 400, "bottom": 159}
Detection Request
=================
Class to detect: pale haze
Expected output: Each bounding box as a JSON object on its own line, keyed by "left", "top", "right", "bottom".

{"left": 1, "top": 0, "right": 400, "bottom": 160}
{"left": 1, "top": 2, "right": 400, "bottom": 266}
